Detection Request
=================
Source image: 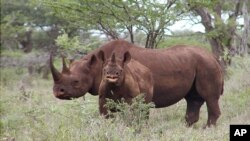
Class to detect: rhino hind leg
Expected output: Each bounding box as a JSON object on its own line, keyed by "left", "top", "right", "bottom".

{"left": 205, "top": 98, "right": 221, "bottom": 127}
{"left": 195, "top": 84, "right": 222, "bottom": 127}
{"left": 185, "top": 86, "right": 205, "bottom": 126}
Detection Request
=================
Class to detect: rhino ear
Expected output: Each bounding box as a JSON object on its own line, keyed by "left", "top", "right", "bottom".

{"left": 69, "top": 58, "right": 74, "bottom": 67}
{"left": 97, "top": 50, "right": 105, "bottom": 63}
{"left": 123, "top": 51, "right": 131, "bottom": 65}
{"left": 69, "top": 59, "right": 74, "bottom": 64}
{"left": 88, "top": 54, "right": 97, "bottom": 67}
{"left": 68, "top": 58, "right": 75, "bottom": 68}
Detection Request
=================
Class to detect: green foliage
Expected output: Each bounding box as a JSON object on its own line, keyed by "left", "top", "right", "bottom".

{"left": 56, "top": 33, "right": 81, "bottom": 51}
{"left": 206, "top": 18, "right": 234, "bottom": 47}
{"left": 187, "top": 0, "right": 219, "bottom": 9}
{"left": 55, "top": 33, "right": 102, "bottom": 56}
{"left": 105, "top": 95, "right": 154, "bottom": 130}
{"left": 1, "top": 0, "right": 44, "bottom": 49}
{"left": 1, "top": 0, "right": 82, "bottom": 52}
{"left": 44, "top": 0, "right": 185, "bottom": 48}
{"left": 32, "top": 30, "right": 53, "bottom": 50}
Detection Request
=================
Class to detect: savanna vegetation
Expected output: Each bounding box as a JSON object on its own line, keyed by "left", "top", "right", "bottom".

{"left": 1, "top": 0, "right": 250, "bottom": 140}
{"left": 1, "top": 50, "right": 250, "bottom": 141}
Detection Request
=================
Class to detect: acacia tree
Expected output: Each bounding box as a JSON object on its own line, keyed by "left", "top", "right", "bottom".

{"left": 130, "top": 0, "right": 184, "bottom": 48}
{"left": 44, "top": 0, "right": 184, "bottom": 48}
{"left": 186, "top": 0, "right": 249, "bottom": 67}
{"left": 1, "top": 0, "right": 34, "bottom": 52}
{"left": 1, "top": 0, "right": 81, "bottom": 78}
{"left": 1, "top": 0, "right": 81, "bottom": 53}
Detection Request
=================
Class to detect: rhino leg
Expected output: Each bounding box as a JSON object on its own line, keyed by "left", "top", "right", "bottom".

{"left": 98, "top": 81, "right": 112, "bottom": 117}
{"left": 185, "top": 95, "right": 204, "bottom": 126}
{"left": 205, "top": 98, "right": 221, "bottom": 127}
{"left": 195, "top": 74, "right": 222, "bottom": 127}
{"left": 99, "top": 95, "right": 108, "bottom": 116}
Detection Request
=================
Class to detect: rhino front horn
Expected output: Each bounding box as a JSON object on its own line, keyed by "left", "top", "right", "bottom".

{"left": 50, "top": 54, "right": 61, "bottom": 82}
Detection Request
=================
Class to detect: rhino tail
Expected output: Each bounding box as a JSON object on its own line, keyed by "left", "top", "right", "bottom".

{"left": 221, "top": 79, "right": 224, "bottom": 95}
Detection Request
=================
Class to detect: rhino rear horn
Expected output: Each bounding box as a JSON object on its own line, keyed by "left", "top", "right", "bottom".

{"left": 62, "top": 56, "right": 70, "bottom": 74}
{"left": 50, "top": 54, "right": 61, "bottom": 82}
{"left": 111, "top": 53, "right": 116, "bottom": 63}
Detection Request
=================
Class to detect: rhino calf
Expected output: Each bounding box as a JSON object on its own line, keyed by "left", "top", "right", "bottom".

{"left": 98, "top": 51, "right": 154, "bottom": 116}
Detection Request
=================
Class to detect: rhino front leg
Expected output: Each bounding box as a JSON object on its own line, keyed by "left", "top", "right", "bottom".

{"left": 99, "top": 95, "right": 108, "bottom": 116}
{"left": 98, "top": 81, "right": 109, "bottom": 117}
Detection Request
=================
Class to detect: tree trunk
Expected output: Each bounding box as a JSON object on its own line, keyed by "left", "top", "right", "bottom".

{"left": 240, "top": 0, "right": 249, "bottom": 56}
{"left": 145, "top": 33, "right": 150, "bottom": 48}
{"left": 145, "top": 31, "right": 157, "bottom": 49}
{"left": 126, "top": 25, "right": 134, "bottom": 43}
{"left": 20, "top": 30, "right": 33, "bottom": 53}
{"left": 208, "top": 37, "right": 228, "bottom": 70}
{"left": 191, "top": 2, "right": 241, "bottom": 70}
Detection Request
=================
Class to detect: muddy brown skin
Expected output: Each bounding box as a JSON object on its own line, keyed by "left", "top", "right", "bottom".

{"left": 98, "top": 51, "right": 153, "bottom": 116}
{"left": 50, "top": 40, "right": 224, "bottom": 127}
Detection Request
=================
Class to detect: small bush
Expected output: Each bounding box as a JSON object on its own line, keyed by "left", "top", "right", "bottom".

{"left": 105, "top": 94, "right": 155, "bottom": 130}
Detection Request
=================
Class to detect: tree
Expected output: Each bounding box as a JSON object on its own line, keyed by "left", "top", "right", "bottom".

{"left": 1, "top": 0, "right": 81, "bottom": 52}
{"left": 44, "top": 0, "right": 185, "bottom": 48}
{"left": 186, "top": 0, "right": 248, "bottom": 68}
{"left": 1, "top": 0, "right": 34, "bottom": 52}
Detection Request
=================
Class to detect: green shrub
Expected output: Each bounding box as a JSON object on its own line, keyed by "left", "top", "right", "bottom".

{"left": 105, "top": 95, "right": 155, "bottom": 130}
{"left": 55, "top": 33, "right": 102, "bottom": 57}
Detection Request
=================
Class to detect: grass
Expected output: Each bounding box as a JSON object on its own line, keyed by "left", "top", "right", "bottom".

{"left": 0, "top": 49, "right": 24, "bottom": 58}
{"left": 1, "top": 56, "right": 250, "bottom": 141}
{"left": 158, "top": 36, "right": 211, "bottom": 51}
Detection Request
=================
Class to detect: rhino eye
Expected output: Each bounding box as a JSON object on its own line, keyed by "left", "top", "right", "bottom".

{"left": 72, "top": 80, "right": 79, "bottom": 86}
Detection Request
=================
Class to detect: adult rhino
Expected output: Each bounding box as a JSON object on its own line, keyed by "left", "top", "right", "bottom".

{"left": 50, "top": 40, "right": 224, "bottom": 127}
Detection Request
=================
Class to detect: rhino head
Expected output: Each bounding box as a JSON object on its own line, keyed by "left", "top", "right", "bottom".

{"left": 50, "top": 54, "right": 99, "bottom": 100}
{"left": 99, "top": 51, "right": 131, "bottom": 86}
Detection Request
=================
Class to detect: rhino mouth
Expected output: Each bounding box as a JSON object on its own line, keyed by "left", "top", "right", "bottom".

{"left": 106, "top": 76, "right": 119, "bottom": 83}
{"left": 55, "top": 94, "right": 72, "bottom": 100}
{"left": 54, "top": 91, "right": 72, "bottom": 100}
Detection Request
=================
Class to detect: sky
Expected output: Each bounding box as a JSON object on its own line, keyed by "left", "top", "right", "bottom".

{"left": 168, "top": 16, "right": 244, "bottom": 34}
{"left": 168, "top": 20, "right": 205, "bottom": 33}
